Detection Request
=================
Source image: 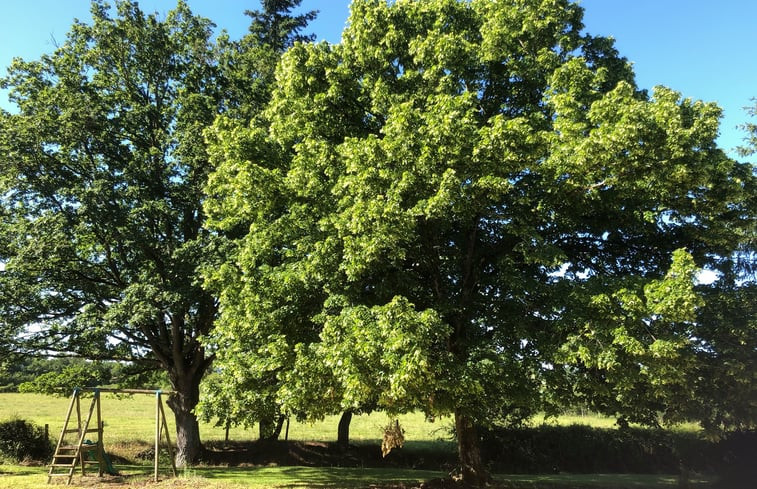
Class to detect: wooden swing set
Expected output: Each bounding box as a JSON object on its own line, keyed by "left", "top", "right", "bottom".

{"left": 47, "top": 387, "right": 177, "bottom": 485}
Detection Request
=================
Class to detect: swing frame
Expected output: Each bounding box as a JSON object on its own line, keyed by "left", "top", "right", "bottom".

{"left": 49, "top": 387, "right": 177, "bottom": 485}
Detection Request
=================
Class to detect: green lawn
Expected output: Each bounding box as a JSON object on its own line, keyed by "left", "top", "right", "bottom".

{"left": 0, "top": 464, "right": 717, "bottom": 489}
{"left": 0, "top": 393, "right": 715, "bottom": 489}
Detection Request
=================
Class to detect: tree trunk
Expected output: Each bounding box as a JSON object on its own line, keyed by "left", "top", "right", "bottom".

{"left": 337, "top": 410, "right": 353, "bottom": 449}
{"left": 259, "top": 414, "right": 286, "bottom": 441}
{"left": 454, "top": 410, "right": 488, "bottom": 487}
{"left": 167, "top": 387, "right": 202, "bottom": 467}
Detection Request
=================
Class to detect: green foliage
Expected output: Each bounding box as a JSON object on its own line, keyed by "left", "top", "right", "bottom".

{"left": 0, "top": 0, "right": 228, "bottom": 463}
{"left": 0, "top": 0, "right": 317, "bottom": 464}
{"left": 218, "top": 0, "right": 317, "bottom": 123}
{"left": 17, "top": 362, "right": 111, "bottom": 395}
{"left": 555, "top": 249, "right": 707, "bottom": 426}
{"left": 2, "top": 357, "right": 101, "bottom": 390}
{"left": 482, "top": 424, "right": 757, "bottom": 482}
{"left": 686, "top": 283, "right": 757, "bottom": 432}
{"left": 203, "top": 0, "right": 755, "bottom": 480}
{"left": 738, "top": 98, "right": 757, "bottom": 157}
{"left": 284, "top": 297, "right": 451, "bottom": 417}
{"left": 245, "top": 0, "right": 317, "bottom": 53}
{"left": 0, "top": 418, "right": 52, "bottom": 462}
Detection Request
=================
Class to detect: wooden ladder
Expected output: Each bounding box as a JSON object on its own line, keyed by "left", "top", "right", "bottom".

{"left": 47, "top": 388, "right": 105, "bottom": 485}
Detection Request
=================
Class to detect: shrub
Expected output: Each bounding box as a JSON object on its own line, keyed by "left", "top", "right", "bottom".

{"left": 713, "top": 430, "right": 757, "bottom": 488}
{"left": 0, "top": 418, "right": 53, "bottom": 462}
{"left": 479, "top": 424, "right": 714, "bottom": 474}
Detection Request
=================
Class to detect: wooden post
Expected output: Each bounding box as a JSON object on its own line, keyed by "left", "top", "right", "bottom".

{"left": 95, "top": 389, "right": 104, "bottom": 477}
{"left": 75, "top": 391, "right": 82, "bottom": 439}
{"left": 49, "top": 387, "right": 178, "bottom": 485}
{"left": 76, "top": 393, "right": 84, "bottom": 476}
{"left": 77, "top": 391, "right": 100, "bottom": 478}
{"left": 48, "top": 389, "right": 79, "bottom": 484}
{"left": 154, "top": 391, "right": 161, "bottom": 483}
{"left": 158, "top": 396, "right": 177, "bottom": 477}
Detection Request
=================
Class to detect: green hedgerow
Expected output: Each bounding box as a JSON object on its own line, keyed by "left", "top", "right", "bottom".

{"left": 0, "top": 418, "right": 53, "bottom": 462}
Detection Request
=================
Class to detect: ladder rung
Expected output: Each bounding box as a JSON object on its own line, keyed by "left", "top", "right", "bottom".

{"left": 51, "top": 390, "right": 106, "bottom": 480}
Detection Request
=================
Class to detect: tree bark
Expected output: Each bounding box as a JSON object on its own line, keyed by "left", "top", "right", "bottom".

{"left": 337, "top": 410, "right": 353, "bottom": 449}
{"left": 259, "top": 414, "right": 286, "bottom": 441}
{"left": 167, "top": 386, "right": 202, "bottom": 467}
{"left": 454, "top": 410, "right": 489, "bottom": 487}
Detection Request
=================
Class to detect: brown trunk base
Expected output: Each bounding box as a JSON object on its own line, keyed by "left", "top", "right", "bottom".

{"left": 337, "top": 410, "right": 353, "bottom": 449}
{"left": 454, "top": 410, "right": 489, "bottom": 487}
{"left": 167, "top": 393, "right": 203, "bottom": 467}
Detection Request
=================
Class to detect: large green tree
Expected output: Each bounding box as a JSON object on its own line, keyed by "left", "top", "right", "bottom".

{"left": 0, "top": 0, "right": 314, "bottom": 465}
{"left": 204, "top": 0, "right": 754, "bottom": 483}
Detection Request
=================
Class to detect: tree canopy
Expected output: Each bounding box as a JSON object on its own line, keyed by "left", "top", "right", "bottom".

{"left": 203, "top": 0, "right": 755, "bottom": 484}
{"left": 0, "top": 0, "right": 315, "bottom": 466}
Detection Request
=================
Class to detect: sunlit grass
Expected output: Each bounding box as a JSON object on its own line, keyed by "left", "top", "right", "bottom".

{"left": 0, "top": 393, "right": 714, "bottom": 489}
{"left": 529, "top": 412, "right": 619, "bottom": 429}
{"left": 529, "top": 412, "right": 701, "bottom": 433}
{"left": 0, "top": 393, "right": 451, "bottom": 447}
{"left": 0, "top": 465, "right": 716, "bottom": 489}
{"left": 0, "top": 393, "right": 701, "bottom": 452}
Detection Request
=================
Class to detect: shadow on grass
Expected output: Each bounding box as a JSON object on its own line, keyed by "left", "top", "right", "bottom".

{"left": 103, "top": 462, "right": 722, "bottom": 489}
{"left": 0, "top": 463, "right": 720, "bottom": 489}
{"left": 497, "top": 473, "right": 715, "bottom": 489}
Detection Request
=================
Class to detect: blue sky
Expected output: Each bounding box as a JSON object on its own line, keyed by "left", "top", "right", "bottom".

{"left": 1, "top": 0, "right": 755, "bottom": 158}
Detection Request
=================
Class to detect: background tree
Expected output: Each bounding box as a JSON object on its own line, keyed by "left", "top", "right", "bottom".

{"left": 0, "top": 357, "right": 124, "bottom": 392}
{"left": 675, "top": 100, "right": 757, "bottom": 433}
{"left": 0, "top": 0, "right": 315, "bottom": 465}
{"left": 204, "top": 0, "right": 755, "bottom": 484}
{"left": 197, "top": 0, "right": 317, "bottom": 442}
{"left": 218, "top": 0, "right": 316, "bottom": 124}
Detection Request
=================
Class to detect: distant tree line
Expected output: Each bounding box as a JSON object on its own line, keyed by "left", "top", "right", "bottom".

{"left": 0, "top": 357, "right": 168, "bottom": 393}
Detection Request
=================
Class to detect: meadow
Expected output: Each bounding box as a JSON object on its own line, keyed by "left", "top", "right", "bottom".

{"left": 0, "top": 393, "right": 643, "bottom": 446}
{"left": 0, "top": 392, "right": 454, "bottom": 447}
{"left": 0, "top": 393, "right": 718, "bottom": 489}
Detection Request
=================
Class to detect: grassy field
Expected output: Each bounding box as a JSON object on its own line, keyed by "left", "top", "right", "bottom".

{"left": 0, "top": 393, "right": 453, "bottom": 446}
{"left": 0, "top": 393, "right": 716, "bottom": 488}
{"left": 0, "top": 393, "right": 643, "bottom": 447}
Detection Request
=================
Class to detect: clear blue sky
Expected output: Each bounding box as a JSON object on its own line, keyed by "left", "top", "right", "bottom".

{"left": 1, "top": 0, "right": 755, "bottom": 158}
